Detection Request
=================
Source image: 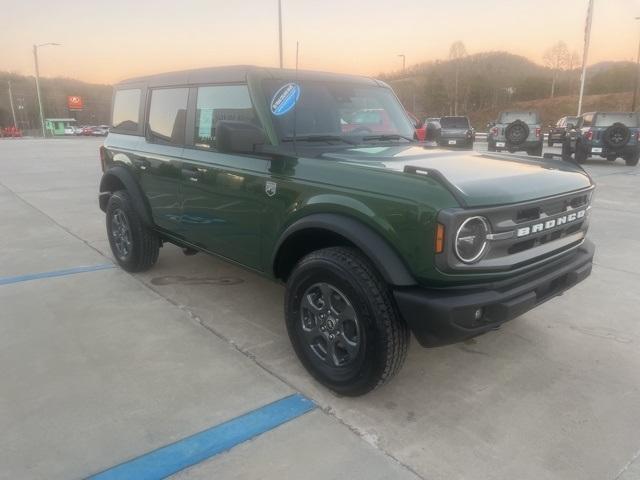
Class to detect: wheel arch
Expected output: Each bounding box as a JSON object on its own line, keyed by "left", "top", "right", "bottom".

{"left": 272, "top": 213, "right": 417, "bottom": 287}
{"left": 99, "top": 166, "right": 153, "bottom": 226}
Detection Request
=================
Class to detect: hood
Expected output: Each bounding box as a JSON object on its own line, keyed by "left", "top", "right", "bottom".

{"left": 322, "top": 146, "right": 592, "bottom": 207}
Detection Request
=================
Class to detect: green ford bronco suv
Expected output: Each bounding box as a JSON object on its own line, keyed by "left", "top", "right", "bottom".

{"left": 99, "top": 66, "right": 595, "bottom": 396}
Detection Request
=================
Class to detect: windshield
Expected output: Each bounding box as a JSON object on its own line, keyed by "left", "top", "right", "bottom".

{"left": 262, "top": 79, "right": 415, "bottom": 142}
{"left": 439, "top": 116, "right": 469, "bottom": 129}
{"left": 499, "top": 112, "right": 539, "bottom": 124}
{"left": 595, "top": 112, "right": 639, "bottom": 127}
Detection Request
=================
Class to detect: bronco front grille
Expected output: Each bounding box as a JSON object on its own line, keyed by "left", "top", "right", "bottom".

{"left": 436, "top": 187, "right": 594, "bottom": 273}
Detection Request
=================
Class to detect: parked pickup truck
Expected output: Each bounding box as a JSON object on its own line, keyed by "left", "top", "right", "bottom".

{"left": 99, "top": 66, "right": 595, "bottom": 396}
{"left": 562, "top": 111, "right": 640, "bottom": 166}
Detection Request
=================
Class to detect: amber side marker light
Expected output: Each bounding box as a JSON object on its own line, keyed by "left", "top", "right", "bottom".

{"left": 435, "top": 223, "right": 445, "bottom": 253}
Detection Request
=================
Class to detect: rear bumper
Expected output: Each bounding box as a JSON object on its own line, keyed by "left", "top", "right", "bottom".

{"left": 437, "top": 137, "right": 473, "bottom": 147}
{"left": 588, "top": 144, "right": 639, "bottom": 157}
{"left": 394, "top": 240, "right": 595, "bottom": 347}
{"left": 489, "top": 138, "right": 542, "bottom": 150}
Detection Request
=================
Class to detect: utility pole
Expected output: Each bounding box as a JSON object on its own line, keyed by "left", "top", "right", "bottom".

{"left": 33, "top": 45, "right": 46, "bottom": 137}
{"left": 278, "top": 0, "right": 283, "bottom": 68}
{"left": 33, "top": 42, "right": 60, "bottom": 137}
{"left": 631, "top": 16, "right": 640, "bottom": 111}
{"left": 7, "top": 81, "right": 18, "bottom": 129}
{"left": 398, "top": 54, "right": 406, "bottom": 72}
{"left": 577, "top": 0, "right": 594, "bottom": 115}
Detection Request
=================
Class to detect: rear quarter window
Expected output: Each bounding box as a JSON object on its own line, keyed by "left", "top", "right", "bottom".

{"left": 112, "top": 88, "right": 142, "bottom": 133}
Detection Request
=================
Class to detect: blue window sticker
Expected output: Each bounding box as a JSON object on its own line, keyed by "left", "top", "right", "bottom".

{"left": 270, "top": 83, "right": 300, "bottom": 116}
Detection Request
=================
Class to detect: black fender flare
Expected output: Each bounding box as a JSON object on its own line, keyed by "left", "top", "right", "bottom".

{"left": 272, "top": 213, "right": 417, "bottom": 286}
{"left": 99, "top": 166, "right": 153, "bottom": 226}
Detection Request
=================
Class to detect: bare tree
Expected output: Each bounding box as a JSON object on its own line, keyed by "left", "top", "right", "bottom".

{"left": 449, "top": 41, "right": 467, "bottom": 115}
{"left": 543, "top": 41, "right": 569, "bottom": 98}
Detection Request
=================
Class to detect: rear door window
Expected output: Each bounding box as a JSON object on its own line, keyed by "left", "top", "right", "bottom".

{"left": 147, "top": 88, "right": 189, "bottom": 145}
{"left": 112, "top": 88, "right": 141, "bottom": 133}
{"left": 194, "top": 85, "right": 257, "bottom": 149}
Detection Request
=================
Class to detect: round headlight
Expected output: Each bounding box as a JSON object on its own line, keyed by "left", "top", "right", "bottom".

{"left": 455, "top": 216, "right": 490, "bottom": 263}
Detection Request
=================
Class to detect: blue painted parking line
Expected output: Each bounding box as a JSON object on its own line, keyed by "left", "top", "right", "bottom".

{"left": 0, "top": 264, "right": 115, "bottom": 286}
{"left": 87, "top": 393, "right": 315, "bottom": 480}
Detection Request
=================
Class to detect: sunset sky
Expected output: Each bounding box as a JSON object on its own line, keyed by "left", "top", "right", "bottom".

{"left": 2, "top": 0, "right": 639, "bottom": 84}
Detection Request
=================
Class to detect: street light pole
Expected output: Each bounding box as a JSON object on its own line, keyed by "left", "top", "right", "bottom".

{"left": 33, "top": 42, "right": 60, "bottom": 138}
{"left": 7, "top": 81, "right": 18, "bottom": 129}
{"left": 398, "top": 54, "right": 406, "bottom": 72}
{"left": 631, "top": 16, "right": 640, "bottom": 112}
{"left": 577, "top": 0, "right": 594, "bottom": 115}
{"left": 278, "top": 0, "right": 283, "bottom": 68}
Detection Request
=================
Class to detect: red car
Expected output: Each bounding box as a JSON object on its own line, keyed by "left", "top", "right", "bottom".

{"left": 341, "top": 109, "right": 394, "bottom": 135}
{"left": 407, "top": 112, "right": 427, "bottom": 141}
{"left": 1, "top": 126, "right": 22, "bottom": 138}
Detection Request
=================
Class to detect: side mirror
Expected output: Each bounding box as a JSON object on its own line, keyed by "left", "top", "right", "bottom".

{"left": 216, "top": 121, "right": 266, "bottom": 154}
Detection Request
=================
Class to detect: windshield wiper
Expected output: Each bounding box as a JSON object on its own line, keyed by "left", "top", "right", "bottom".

{"left": 281, "top": 135, "right": 358, "bottom": 145}
{"left": 361, "top": 134, "right": 415, "bottom": 143}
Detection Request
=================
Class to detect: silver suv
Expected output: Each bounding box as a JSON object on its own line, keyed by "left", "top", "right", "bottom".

{"left": 488, "top": 111, "right": 543, "bottom": 156}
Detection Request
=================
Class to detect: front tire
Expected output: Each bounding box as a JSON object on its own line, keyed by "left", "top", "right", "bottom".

{"left": 285, "top": 247, "right": 409, "bottom": 396}
{"left": 106, "top": 190, "right": 160, "bottom": 272}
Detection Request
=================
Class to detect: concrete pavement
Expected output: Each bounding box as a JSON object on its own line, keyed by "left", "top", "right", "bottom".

{"left": 1, "top": 137, "right": 639, "bottom": 479}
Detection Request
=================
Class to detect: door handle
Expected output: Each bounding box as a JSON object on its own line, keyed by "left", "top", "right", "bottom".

{"left": 181, "top": 166, "right": 207, "bottom": 182}
{"left": 134, "top": 159, "right": 150, "bottom": 170}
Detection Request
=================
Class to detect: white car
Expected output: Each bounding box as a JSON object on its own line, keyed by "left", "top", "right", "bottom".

{"left": 64, "top": 126, "right": 76, "bottom": 135}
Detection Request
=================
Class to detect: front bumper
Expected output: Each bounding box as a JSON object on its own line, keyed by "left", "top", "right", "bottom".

{"left": 394, "top": 240, "right": 595, "bottom": 347}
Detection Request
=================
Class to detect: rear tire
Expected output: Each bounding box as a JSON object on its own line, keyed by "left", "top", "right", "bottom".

{"left": 561, "top": 140, "right": 573, "bottom": 161}
{"left": 285, "top": 247, "right": 409, "bottom": 396}
{"left": 624, "top": 150, "right": 640, "bottom": 166}
{"left": 527, "top": 144, "right": 543, "bottom": 157}
{"left": 575, "top": 143, "right": 588, "bottom": 164}
{"left": 106, "top": 190, "right": 160, "bottom": 272}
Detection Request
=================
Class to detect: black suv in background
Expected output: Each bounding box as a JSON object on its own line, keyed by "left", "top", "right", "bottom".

{"left": 548, "top": 116, "right": 578, "bottom": 147}
{"left": 436, "top": 116, "right": 474, "bottom": 149}
{"left": 564, "top": 112, "right": 640, "bottom": 166}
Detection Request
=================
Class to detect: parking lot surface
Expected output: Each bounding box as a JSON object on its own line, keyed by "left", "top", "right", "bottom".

{"left": 1, "top": 138, "right": 639, "bottom": 480}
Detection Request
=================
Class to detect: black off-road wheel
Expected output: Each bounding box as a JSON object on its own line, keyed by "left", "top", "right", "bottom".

{"left": 574, "top": 142, "right": 588, "bottom": 164}
{"left": 527, "top": 144, "right": 543, "bottom": 157}
{"left": 603, "top": 123, "right": 631, "bottom": 149}
{"left": 106, "top": 190, "right": 160, "bottom": 272}
{"left": 285, "top": 247, "right": 409, "bottom": 396}
{"left": 505, "top": 120, "right": 529, "bottom": 146}
{"left": 624, "top": 150, "right": 640, "bottom": 166}
{"left": 561, "top": 140, "right": 574, "bottom": 162}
